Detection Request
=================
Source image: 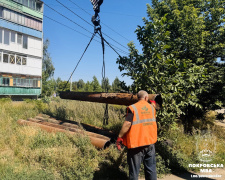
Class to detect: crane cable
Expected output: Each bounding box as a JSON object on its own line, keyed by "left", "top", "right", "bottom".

{"left": 98, "top": 26, "right": 109, "bottom": 125}
{"left": 62, "top": 31, "right": 96, "bottom": 91}
{"left": 63, "top": 0, "right": 125, "bottom": 125}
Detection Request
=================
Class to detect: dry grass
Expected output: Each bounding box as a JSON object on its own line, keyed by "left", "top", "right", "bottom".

{"left": 0, "top": 98, "right": 224, "bottom": 179}
{"left": 0, "top": 99, "right": 128, "bottom": 179}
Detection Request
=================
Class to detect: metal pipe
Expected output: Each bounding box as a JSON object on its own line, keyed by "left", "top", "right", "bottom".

{"left": 36, "top": 114, "right": 116, "bottom": 138}
{"left": 59, "top": 92, "right": 159, "bottom": 106}
{"left": 28, "top": 118, "right": 110, "bottom": 141}
{"left": 17, "top": 119, "right": 109, "bottom": 149}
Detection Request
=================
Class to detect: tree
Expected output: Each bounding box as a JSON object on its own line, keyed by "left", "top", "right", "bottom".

{"left": 72, "top": 79, "right": 86, "bottom": 92}
{"left": 117, "top": 0, "right": 225, "bottom": 132}
{"left": 91, "top": 76, "right": 102, "bottom": 92}
{"left": 85, "top": 81, "right": 94, "bottom": 92}
{"left": 112, "top": 77, "right": 121, "bottom": 92}
{"left": 57, "top": 81, "right": 70, "bottom": 92}
{"left": 101, "top": 77, "right": 111, "bottom": 92}
{"left": 42, "top": 39, "right": 55, "bottom": 96}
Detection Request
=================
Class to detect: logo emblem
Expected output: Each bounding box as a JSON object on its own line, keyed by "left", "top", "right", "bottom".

{"left": 141, "top": 106, "right": 148, "bottom": 111}
{"left": 195, "top": 131, "right": 216, "bottom": 162}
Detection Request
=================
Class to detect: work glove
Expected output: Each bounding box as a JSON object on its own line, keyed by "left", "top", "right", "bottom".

{"left": 116, "top": 137, "right": 123, "bottom": 151}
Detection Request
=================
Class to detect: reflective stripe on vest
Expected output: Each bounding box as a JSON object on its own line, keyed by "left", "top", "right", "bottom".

{"left": 131, "top": 104, "right": 156, "bottom": 125}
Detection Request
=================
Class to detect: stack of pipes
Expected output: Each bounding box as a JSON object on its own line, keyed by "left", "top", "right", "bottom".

{"left": 17, "top": 114, "right": 114, "bottom": 149}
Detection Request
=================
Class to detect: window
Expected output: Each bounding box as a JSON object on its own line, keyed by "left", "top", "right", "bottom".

{"left": 0, "top": 7, "right": 3, "bottom": 18}
{"left": 27, "top": 18, "right": 31, "bottom": 27}
{"left": 17, "top": 78, "right": 21, "bottom": 86}
{"left": 29, "top": 0, "right": 35, "bottom": 9}
{"left": 26, "top": 79, "right": 30, "bottom": 87}
{"left": 13, "top": 78, "right": 16, "bottom": 86}
{"left": 10, "top": 55, "right": 15, "bottom": 64}
{"left": 18, "top": 14, "right": 22, "bottom": 24}
{"left": 4, "top": 30, "right": 10, "bottom": 45}
{"left": 11, "top": 31, "right": 15, "bottom": 42}
{"left": 36, "top": 2, "right": 43, "bottom": 12}
{"left": 3, "top": 54, "right": 9, "bottom": 63}
{"left": 33, "top": 79, "right": 38, "bottom": 87}
{"left": 16, "top": 56, "right": 21, "bottom": 65}
{"left": 22, "top": 57, "right": 27, "bottom": 65}
{"left": 3, "top": 78, "right": 9, "bottom": 86}
{"left": 30, "top": 18, "right": 34, "bottom": 28}
{"left": 11, "top": 11, "right": 15, "bottom": 22}
{"left": 4, "top": 9, "right": 11, "bottom": 20}
{"left": 0, "top": 52, "right": 2, "bottom": 62}
{"left": 0, "top": 28, "right": 2, "bottom": 43}
{"left": 23, "top": 35, "right": 28, "bottom": 49}
{"left": 29, "top": 79, "right": 33, "bottom": 87}
{"left": 23, "top": 0, "right": 28, "bottom": 6}
{"left": 17, "top": 33, "right": 22, "bottom": 44}
{"left": 21, "top": 79, "right": 25, "bottom": 86}
{"left": 21, "top": 15, "right": 25, "bottom": 25}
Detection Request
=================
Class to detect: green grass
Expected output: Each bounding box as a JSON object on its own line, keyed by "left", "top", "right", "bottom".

{"left": 0, "top": 98, "right": 128, "bottom": 180}
{"left": 0, "top": 98, "right": 224, "bottom": 179}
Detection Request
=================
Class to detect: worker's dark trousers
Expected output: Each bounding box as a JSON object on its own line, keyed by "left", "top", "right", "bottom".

{"left": 127, "top": 144, "right": 157, "bottom": 180}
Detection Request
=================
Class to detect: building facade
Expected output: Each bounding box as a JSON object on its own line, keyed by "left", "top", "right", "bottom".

{"left": 0, "top": 0, "right": 43, "bottom": 99}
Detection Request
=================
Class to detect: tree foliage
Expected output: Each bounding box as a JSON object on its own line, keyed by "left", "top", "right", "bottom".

{"left": 54, "top": 76, "right": 122, "bottom": 93}
{"left": 57, "top": 81, "right": 70, "bottom": 92}
{"left": 42, "top": 39, "right": 55, "bottom": 96}
{"left": 117, "top": 0, "right": 225, "bottom": 132}
{"left": 101, "top": 77, "right": 111, "bottom": 92}
{"left": 112, "top": 77, "right": 122, "bottom": 92}
{"left": 91, "top": 76, "right": 102, "bottom": 92}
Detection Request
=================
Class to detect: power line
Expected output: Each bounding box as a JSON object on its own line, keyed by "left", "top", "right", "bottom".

{"left": 44, "top": 15, "right": 129, "bottom": 56}
{"left": 55, "top": 0, "right": 94, "bottom": 28}
{"left": 45, "top": 3, "right": 93, "bottom": 34}
{"left": 44, "top": 15, "right": 91, "bottom": 39}
{"left": 55, "top": 0, "right": 129, "bottom": 51}
{"left": 44, "top": 3, "right": 129, "bottom": 55}
{"left": 68, "top": 0, "right": 131, "bottom": 42}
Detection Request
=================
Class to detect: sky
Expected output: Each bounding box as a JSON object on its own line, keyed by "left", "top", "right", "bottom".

{"left": 43, "top": 0, "right": 152, "bottom": 86}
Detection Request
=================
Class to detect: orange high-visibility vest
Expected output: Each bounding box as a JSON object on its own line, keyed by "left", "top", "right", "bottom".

{"left": 122, "top": 100, "right": 157, "bottom": 149}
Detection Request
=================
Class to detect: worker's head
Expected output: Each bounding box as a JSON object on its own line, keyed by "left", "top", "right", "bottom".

{"left": 137, "top": 90, "right": 148, "bottom": 101}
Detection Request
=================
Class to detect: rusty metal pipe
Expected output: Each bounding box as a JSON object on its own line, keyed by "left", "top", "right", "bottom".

{"left": 59, "top": 92, "right": 158, "bottom": 106}
{"left": 35, "top": 114, "right": 116, "bottom": 138}
{"left": 27, "top": 118, "right": 110, "bottom": 141}
{"left": 17, "top": 119, "right": 109, "bottom": 149}
{"left": 35, "top": 116, "right": 80, "bottom": 129}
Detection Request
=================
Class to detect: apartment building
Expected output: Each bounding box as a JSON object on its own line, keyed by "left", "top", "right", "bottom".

{"left": 0, "top": 0, "right": 43, "bottom": 99}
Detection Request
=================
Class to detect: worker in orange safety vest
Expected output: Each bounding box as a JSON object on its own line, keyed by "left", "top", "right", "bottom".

{"left": 116, "top": 90, "right": 159, "bottom": 180}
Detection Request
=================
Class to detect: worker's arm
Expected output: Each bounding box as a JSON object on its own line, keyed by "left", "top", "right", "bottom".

{"left": 118, "top": 120, "right": 132, "bottom": 138}
{"left": 116, "top": 108, "right": 133, "bottom": 150}
{"left": 118, "top": 109, "right": 133, "bottom": 138}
